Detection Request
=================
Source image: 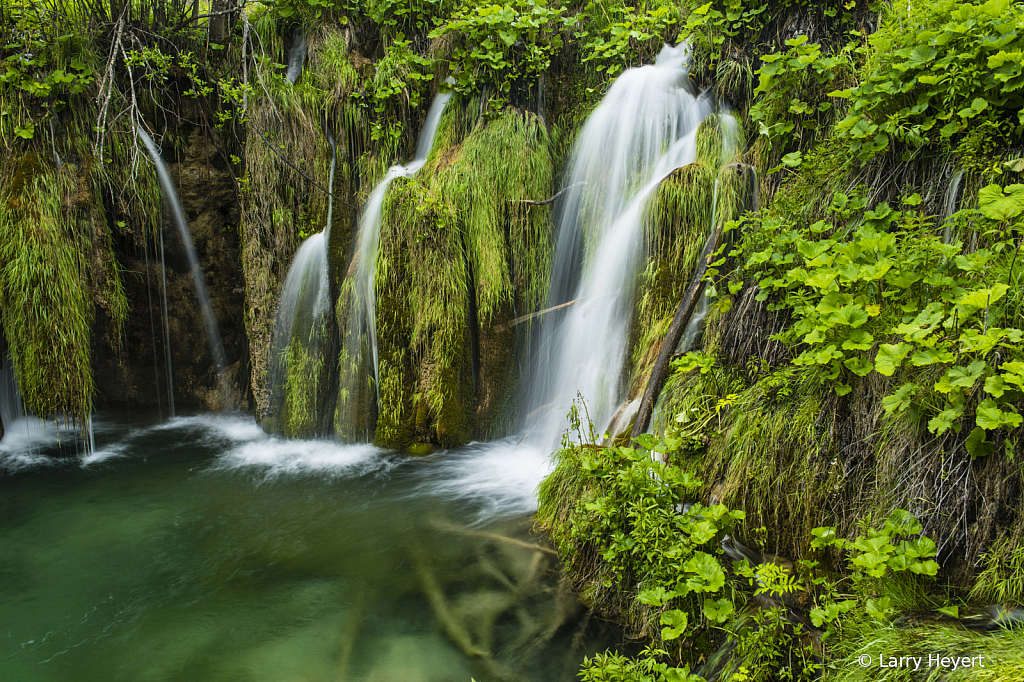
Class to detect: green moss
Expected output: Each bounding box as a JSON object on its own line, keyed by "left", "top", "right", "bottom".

{"left": 0, "top": 166, "right": 94, "bottom": 422}
{"left": 407, "top": 442, "right": 435, "bottom": 456}
{"left": 281, "top": 338, "right": 325, "bottom": 438}
{"left": 830, "top": 615, "right": 1024, "bottom": 681}
{"left": 429, "top": 106, "right": 555, "bottom": 319}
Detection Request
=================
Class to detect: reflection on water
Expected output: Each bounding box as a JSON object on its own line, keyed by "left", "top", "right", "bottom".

{"left": 0, "top": 413, "right": 618, "bottom": 682}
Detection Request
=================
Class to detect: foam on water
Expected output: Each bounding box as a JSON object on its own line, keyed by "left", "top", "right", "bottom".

{"left": 0, "top": 417, "right": 77, "bottom": 472}
{"left": 214, "top": 438, "right": 387, "bottom": 479}
{"left": 417, "top": 439, "right": 552, "bottom": 521}
{"left": 80, "top": 443, "right": 129, "bottom": 467}
{"left": 153, "top": 413, "right": 265, "bottom": 443}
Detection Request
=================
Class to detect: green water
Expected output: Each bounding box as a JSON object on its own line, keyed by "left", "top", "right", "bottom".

{"left": 0, "top": 413, "right": 618, "bottom": 682}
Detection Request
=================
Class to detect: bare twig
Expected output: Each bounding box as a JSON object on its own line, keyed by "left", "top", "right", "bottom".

{"left": 497, "top": 298, "right": 579, "bottom": 330}
{"left": 249, "top": 123, "right": 359, "bottom": 210}
{"left": 168, "top": 6, "right": 240, "bottom": 32}
{"left": 429, "top": 519, "right": 559, "bottom": 556}
{"left": 517, "top": 181, "right": 586, "bottom": 207}
{"left": 94, "top": 9, "right": 127, "bottom": 160}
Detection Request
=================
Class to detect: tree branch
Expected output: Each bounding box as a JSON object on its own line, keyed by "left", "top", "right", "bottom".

{"left": 249, "top": 123, "right": 359, "bottom": 211}
{"left": 517, "top": 181, "right": 586, "bottom": 207}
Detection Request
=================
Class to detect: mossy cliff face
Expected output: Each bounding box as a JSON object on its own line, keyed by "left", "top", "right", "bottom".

{"left": 0, "top": 156, "right": 104, "bottom": 422}
{"left": 334, "top": 104, "right": 554, "bottom": 449}
{"left": 91, "top": 127, "right": 248, "bottom": 412}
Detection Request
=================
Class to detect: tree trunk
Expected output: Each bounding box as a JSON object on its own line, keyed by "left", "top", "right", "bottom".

{"left": 209, "top": 0, "right": 229, "bottom": 44}
{"left": 630, "top": 222, "right": 725, "bottom": 440}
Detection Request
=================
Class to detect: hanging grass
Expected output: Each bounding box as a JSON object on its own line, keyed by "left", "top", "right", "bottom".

{"left": 0, "top": 163, "right": 95, "bottom": 423}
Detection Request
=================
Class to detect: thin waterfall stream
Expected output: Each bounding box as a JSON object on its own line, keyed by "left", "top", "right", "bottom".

{"left": 138, "top": 127, "right": 232, "bottom": 409}
{"left": 343, "top": 90, "right": 453, "bottom": 407}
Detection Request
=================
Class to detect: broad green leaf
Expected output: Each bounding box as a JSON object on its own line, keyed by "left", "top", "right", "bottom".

{"left": 833, "top": 304, "right": 870, "bottom": 327}
{"left": 910, "top": 348, "right": 955, "bottom": 366}
{"left": 866, "top": 597, "right": 893, "bottom": 621}
{"left": 935, "top": 360, "right": 986, "bottom": 393}
{"left": 978, "top": 184, "right": 1024, "bottom": 221}
{"left": 882, "top": 383, "right": 918, "bottom": 413}
{"left": 976, "top": 399, "right": 1023, "bottom": 429}
{"left": 875, "top": 343, "right": 912, "bottom": 376}
{"left": 928, "top": 408, "right": 963, "bottom": 434}
{"left": 703, "top": 597, "right": 734, "bottom": 624}
{"left": 885, "top": 509, "right": 922, "bottom": 535}
{"left": 782, "top": 151, "right": 803, "bottom": 167}
{"left": 683, "top": 552, "right": 726, "bottom": 593}
{"left": 638, "top": 586, "right": 678, "bottom": 607}
{"left": 660, "top": 609, "right": 689, "bottom": 640}
{"left": 908, "top": 559, "right": 940, "bottom": 576}
{"left": 966, "top": 426, "right": 995, "bottom": 459}
{"left": 844, "top": 356, "right": 874, "bottom": 376}
{"left": 842, "top": 329, "right": 874, "bottom": 350}
{"left": 958, "top": 284, "right": 1009, "bottom": 311}
{"left": 984, "top": 375, "right": 1007, "bottom": 398}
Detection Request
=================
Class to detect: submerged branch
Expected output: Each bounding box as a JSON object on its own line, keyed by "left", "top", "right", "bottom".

{"left": 429, "top": 519, "right": 558, "bottom": 556}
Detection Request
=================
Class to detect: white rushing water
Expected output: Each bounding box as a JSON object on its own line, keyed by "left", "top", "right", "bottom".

{"left": 267, "top": 121, "right": 337, "bottom": 427}
{"left": 285, "top": 31, "right": 307, "bottom": 84}
{"left": 942, "top": 169, "right": 964, "bottom": 245}
{"left": 137, "top": 127, "right": 231, "bottom": 408}
{"left": 344, "top": 90, "right": 453, "bottom": 404}
{"left": 523, "top": 44, "right": 712, "bottom": 450}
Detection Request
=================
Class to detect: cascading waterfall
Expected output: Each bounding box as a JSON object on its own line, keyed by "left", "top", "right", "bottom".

{"left": 286, "top": 31, "right": 307, "bottom": 84}
{"left": 0, "top": 348, "right": 75, "bottom": 456}
{"left": 523, "top": 44, "right": 712, "bottom": 448}
{"left": 266, "top": 123, "right": 337, "bottom": 435}
{"left": 675, "top": 116, "right": 742, "bottom": 356}
{"left": 138, "top": 127, "right": 231, "bottom": 409}
{"left": 340, "top": 90, "right": 453, "bottom": 409}
{"left": 942, "top": 169, "right": 964, "bottom": 245}
{"left": 0, "top": 350, "right": 24, "bottom": 432}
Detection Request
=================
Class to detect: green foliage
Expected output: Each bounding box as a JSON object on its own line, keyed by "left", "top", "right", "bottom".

{"left": 282, "top": 338, "right": 326, "bottom": 437}
{"left": 740, "top": 184, "right": 1024, "bottom": 454}
{"left": 682, "top": 0, "right": 769, "bottom": 72}
{"left": 430, "top": 107, "right": 554, "bottom": 318}
{"left": 970, "top": 537, "right": 1024, "bottom": 605}
{"left": 810, "top": 510, "right": 939, "bottom": 591}
{"left": 430, "top": 0, "right": 564, "bottom": 113}
{"left": 579, "top": 2, "right": 680, "bottom": 78}
{"left": 580, "top": 647, "right": 702, "bottom": 682}
{"left": 538, "top": 404, "right": 745, "bottom": 665}
{"left": 366, "top": 40, "right": 435, "bottom": 142}
{"left": 835, "top": 0, "right": 1024, "bottom": 163}
{"left": 0, "top": 167, "right": 94, "bottom": 422}
{"left": 749, "top": 35, "right": 854, "bottom": 148}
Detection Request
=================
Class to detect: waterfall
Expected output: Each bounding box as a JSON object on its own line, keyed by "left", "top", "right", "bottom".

{"left": 158, "top": 216, "right": 176, "bottom": 417}
{"left": 342, "top": 90, "right": 453, "bottom": 406}
{"left": 266, "top": 122, "right": 337, "bottom": 434}
{"left": 676, "top": 116, "right": 741, "bottom": 356}
{"left": 286, "top": 31, "right": 307, "bottom": 84}
{"left": 0, "top": 350, "right": 24, "bottom": 430}
{"left": 137, "top": 127, "right": 231, "bottom": 409}
{"left": 942, "top": 169, "right": 964, "bottom": 245}
{"left": 0, "top": 348, "right": 74, "bottom": 456}
{"left": 522, "top": 44, "right": 712, "bottom": 449}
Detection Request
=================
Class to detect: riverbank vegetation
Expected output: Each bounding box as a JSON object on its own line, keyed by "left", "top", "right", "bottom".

{"left": 3, "top": 0, "right": 1024, "bottom": 679}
